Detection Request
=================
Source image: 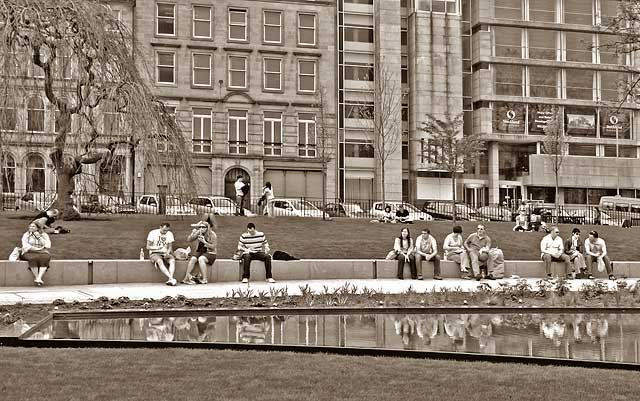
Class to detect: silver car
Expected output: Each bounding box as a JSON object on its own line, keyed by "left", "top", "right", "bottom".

{"left": 187, "top": 196, "right": 256, "bottom": 217}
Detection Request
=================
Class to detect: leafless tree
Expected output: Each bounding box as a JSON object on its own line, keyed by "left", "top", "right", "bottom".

{"left": 421, "top": 113, "right": 485, "bottom": 223}
{"left": 360, "top": 60, "right": 402, "bottom": 204}
{"left": 0, "top": 0, "right": 195, "bottom": 219}
{"left": 542, "top": 107, "right": 565, "bottom": 220}
{"left": 314, "top": 86, "right": 334, "bottom": 220}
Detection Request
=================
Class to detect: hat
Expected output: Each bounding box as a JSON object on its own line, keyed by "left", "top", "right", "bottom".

{"left": 190, "top": 220, "right": 209, "bottom": 228}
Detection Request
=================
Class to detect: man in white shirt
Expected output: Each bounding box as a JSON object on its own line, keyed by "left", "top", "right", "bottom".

{"left": 584, "top": 230, "right": 614, "bottom": 280}
{"left": 540, "top": 226, "right": 571, "bottom": 279}
{"left": 146, "top": 222, "right": 177, "bottom": 286}
{"left": 234, "top": 175, "right": 247, "bottom": 216}
{"left": 415, "top": 227, "right": 441, "bottom": 280}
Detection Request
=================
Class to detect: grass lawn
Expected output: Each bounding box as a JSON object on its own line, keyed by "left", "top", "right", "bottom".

{"left": 1, "top": 212, "right": 639, "bottom": 261}
{"left": 0, "top": 347, "right": 636, "bottom": 401}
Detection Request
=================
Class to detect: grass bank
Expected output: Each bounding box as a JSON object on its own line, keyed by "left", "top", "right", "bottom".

{"left": 0, "top": 347, "right": 636, "bottom": 401}
{"left": 1, "top": 212, "right": 639, "bottom": 261}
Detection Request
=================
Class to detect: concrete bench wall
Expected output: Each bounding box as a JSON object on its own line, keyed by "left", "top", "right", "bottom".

{"left": 0, "top": 259, "right": 638, "bottom": 287}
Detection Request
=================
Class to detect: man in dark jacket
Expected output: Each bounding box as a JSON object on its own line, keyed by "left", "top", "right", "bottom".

{"left": 564, "top": 228, "right": 591, "bottom": 279}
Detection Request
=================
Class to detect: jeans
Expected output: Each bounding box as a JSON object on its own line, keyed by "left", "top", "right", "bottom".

{"left": 585, "top": 254, "right": 613, "bottom": 275}
{"left": 395, "top": 253, "right": 416, "bottom": 279}
{"left": 541, "top": 253, "right": 572, "bottom": 276}
{"left": 236, "top": 195, "right": 246, "bottom": 215}
{"left": 415, "top": 253, "right": 440, "bottom": 277}
{"left": 241, "top": 252, "right": 273, "bottom": 279}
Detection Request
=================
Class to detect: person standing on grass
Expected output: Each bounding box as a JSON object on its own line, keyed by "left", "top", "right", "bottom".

{"left": 146, "top": 222, "right": 177, "bottom": 286}
{"left": 540, "top": 226, "right": 572, "bottom": 279}
{"left": 415, "top": 227, "right": 441, "bottom": 280}
{"left": 238, "top": 222, "right": 276, "bottom": 283}
{"left": 564, "top": 228, "right": 591, "bottom": 279}
{"left": 463, "top": 225, "right": 492, "bottom": 279}
{"left": 443, "top": 225, "right": 471, "bottom": 279}
{"left": 182, "top": 219, "right": 217, "bottom": 285}
{"left": 20, "top": 220, "right": 51, "bottom": 286}
{"left": 393, "top": 227, "right": 416, "bottom": 279}
{"left": 584, "top": 230, "right": 615, "bottom": 280}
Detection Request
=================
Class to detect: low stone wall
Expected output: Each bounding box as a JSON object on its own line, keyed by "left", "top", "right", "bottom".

{"left": 0, "top": 259, "right": 637, "bottom": 287}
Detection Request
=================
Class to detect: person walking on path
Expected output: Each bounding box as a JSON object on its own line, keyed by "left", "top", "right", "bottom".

{"left": 393, "top": 227, "right": 416, "bottom": 280}
{"left": 540, "top": 226, "right": 572, "bottom": 279}
{"left": 238, "top": 222, "right": 276, "bottom": 283}
{"left": 182, "top": 219, "right": 217, "bottom": 285}
{"left": 415, "top": 227, "right": 441, "bottom": 280}
{"left": 20, "top": 221, "right": 51, "bottom": 286}
{"left": 584, "top": 230, "right": 615, "bottom": 280}
{"left": 146, "top": 222, "right": 177, "bottom": 286}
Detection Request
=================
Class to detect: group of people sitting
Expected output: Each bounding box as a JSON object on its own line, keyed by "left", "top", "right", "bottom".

{"left": 540, "top": 227, "right": 615, "bottom": 280}
{"left": 145, "top": 215, "right": 276, "bottom": 286}
{"left": 374, "top": 204, "right": 414, "bottom": 224}
{"left": 387, "top": 224, "right": 505, "bottom": 281}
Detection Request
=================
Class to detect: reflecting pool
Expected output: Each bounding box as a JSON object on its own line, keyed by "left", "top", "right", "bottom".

{"left": 21, "top": 311, "right": 640, "bottom": 364}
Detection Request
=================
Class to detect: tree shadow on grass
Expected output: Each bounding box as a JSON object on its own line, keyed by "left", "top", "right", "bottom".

{"left": 5, "top": 214, "right": 115, "bottom": 222}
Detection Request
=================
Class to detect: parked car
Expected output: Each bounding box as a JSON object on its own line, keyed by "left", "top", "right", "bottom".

{"left": 421, "top": 201, "right": 483, "bottom": 221}
{"left": 187, "top": 195, "right": 255, "bottom": 217}
{"left": 268, "top": 198, "right": 329, "bottom": 218}
{"left": 370, "top": 201, "right": 433, "bottom": 221}
{"left": 137, "top": 194, "right": 196, "bottom": 216}
{"left": 15, "top": 192, "right": 57, "bottom": 212}
{"left": 324, "top": 202, "right": 368, "bottom": 218}
{"left": 570, "top": 207, "right": 624, "bottom": 226}
{"left": 477, "top": 205, "right": 514, "bottom": 222}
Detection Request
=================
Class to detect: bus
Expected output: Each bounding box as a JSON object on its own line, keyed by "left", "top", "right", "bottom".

{"left": 599, "top": 195, "right": 640, "bottom": 226}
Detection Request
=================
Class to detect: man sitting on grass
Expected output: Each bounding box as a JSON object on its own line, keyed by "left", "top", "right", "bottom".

{"left": 146, "top": 222, "right": 177, "bottom": 286}
{"left": 238, "top": 222, "right": 276, "bottom": 284}
{"left": 395, "top": 204, "right": 413, "bottom": 224}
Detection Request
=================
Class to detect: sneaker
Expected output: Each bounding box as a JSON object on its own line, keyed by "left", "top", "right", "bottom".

{"left": 417, "top": 276, "right": 423, "bottom": 280}
{"left": 182, "top": 277, "right": 196, "bottom": 285}
{"left": 166, "top": 278, "right": 177, "bottom": 286}
{"left": 433, "top": 275, "right": 443, "bottom": 280}
{"left": 609, "top": 274, "right": 616, "bottom": 280}
{"left": 198, "top": 279, "right": 208, "bottom": 285}
{"left": 267, "top": 278, "right": 276, "bottom": 283}
{"left": 587, "top": 274, "right": 595, "bottom": 279}
{"left": 241, "top": 278, "right": 249, "bottom": 283}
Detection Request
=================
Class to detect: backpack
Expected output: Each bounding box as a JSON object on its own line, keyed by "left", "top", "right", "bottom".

{"left": 273, "top": 250, "right": 299, "bottom": 261}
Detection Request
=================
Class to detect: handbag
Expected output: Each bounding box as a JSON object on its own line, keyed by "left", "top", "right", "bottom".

{"left": 597, "top": 257, "right": 605, "bottom": 272}
{"left": 9, "top": 247, "right": 21, "bottom": 261}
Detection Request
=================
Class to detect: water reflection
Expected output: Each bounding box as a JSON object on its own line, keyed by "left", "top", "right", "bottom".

{"left": 22, "top": 312, "right": 640, "bottom": 364}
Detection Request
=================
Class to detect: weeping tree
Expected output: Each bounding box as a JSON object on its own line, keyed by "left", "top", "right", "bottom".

{"left": 0, "top": 0, "right": 196, "bottom": 219}
{"left": 421, "top": 112, "right": 485, "bottom": 224}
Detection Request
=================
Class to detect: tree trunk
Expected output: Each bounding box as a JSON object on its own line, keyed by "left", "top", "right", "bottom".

{"left": 54, "top": 169, "right": 81, "bottom": 220}
{"left": 555, "top": 154, "right": 559, "bottom": 225}
{"left": 322, "top": 165, "right": 326, "bottom": 221}
{"left": 381, "top": 162, "right": 386, "bottom": 205}
{"left": 452, "top": 172, "right": 457, "bottom": 224}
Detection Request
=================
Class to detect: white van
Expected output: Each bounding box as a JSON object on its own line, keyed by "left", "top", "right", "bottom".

{"left": 599, "top": 195, "right": 640, "bottom": 226}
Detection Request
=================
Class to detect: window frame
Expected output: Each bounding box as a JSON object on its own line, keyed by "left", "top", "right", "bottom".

{"left": 298, "top": 59, "right": 317, "bottom": 93}
{"left": 263, "top": 57, "right": 283, "bottom": 91}
{"left": 192, "top": 52, "right": 212, "bottom": 87}
{"left": 192, "top": 108, "right": 212, "bottom": 154}
{"left": 228, "top": 109, "right": 248, "bottom": 155}
{"left": 297, "top": 12, "right": 317, "bottom": 47}
{"left": 156, "top": 51, "right": 176, "bottom": 85}
{"left": 26, "top": 96, "right": 45, "bottom": 133}
{"left": 298, "top": 113, "right": 317, "bottom": 158}
{"left": 228, "top": 8, "right": 248, "bottom": 42}
{"left": 192, "top": 5, "right": 212, "bottom": 39}
{"left": 263, "top": 111, "right": 283, "bottom": 156}
{"left": 156, "top": 2, "right": 176, "bottom": 37}
{"left": 263, "top": 10, "right": 283, "bottom": 44}
{"left": 228, "top": 55, "right": 248, "bottom": 89}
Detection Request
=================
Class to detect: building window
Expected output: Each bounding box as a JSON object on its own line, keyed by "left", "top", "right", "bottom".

{"left": 298, "top": 13, "right": 316, "bottom": 46}
{"left": 26, "top": 154, "right": 45, "bottom": 192}
{"left": 298, "top": 60, "right": 316, "bottom": 92}
{"left": 263, "top": 111, "right": 282, "bottom": 156}
{"left": 528, "top": 0, "right": 556, "bottom": 23}
{"left": 345, "top": 140, "right": 374, "bottom": 158}
{"left": 527, "top": 29, "right": 557, "bottom": 60}
{"left": 565, "top": 107, "right": 597, "bottom": 137}
{"left": 599, "top": 71, "right": 628, "bottom": 102}
{"left": 493, "top": 64, "right": 523, "bottom": 96}
{"left": 494, "top": 0, "right": 522, "bottom": 20}
{"left": 345, "top": 102, "right": 374, "bottom": 119}
{"left": 27, "top": 96, "right": 45, "bottom": 132}
{"left": 565, "top": 32, "right": 594, "bottom": 63}
{"left": 493, "top": 26, "right": 522, "bottom": 58}
{"left": 263, "top": 58, "right": 282, "bottom": 91}
{"left": 229, "top": 8, "right": 247, "bottom": 41}
{"left": 563, "top": 0, "right": 593, "bottom": 25}
{"left": 528, "top": 186, "right": 556, "bottom": 203}
{"left": 528, "top": 66, "right": 558, "bottom": 98}
{"left": 344, "top": 64, "right": 373, "bottom": 81}
{"left": 228, "top": 109, "right": 248, "bottom": 154}
{"left": 156, "top": 3, "right": 176, "bottom": 36}
{"left": 598, "top": 34, "right": 627, "bottom": 65}
{"left": 157, "top": 106, "right": 176, "bottom": 152}
{"left": 156, "top": 51, "right": 175, "bottom": 84}
{"left": 298, "top": 113, "right": 316, "bottom": 157}
{"left": 228, "top": 56, "right": 247, "bottom": 88}
{"left": 344, "top": 27, "right": 374, "bottom": 43}
{"left": 600, "top": 0, "right": 620, "bottom": 26}
{"left": 0, "top": 104, "right": 16, "bottom": 131}
{"left": 565, "top": 69, "right": 594, "bottom": 100}
{"left": 192, "top": 53, "right": 212, "bottom": 87}
{"left": 600, "top": 109, "right": 631, "bottom": 139}
{"left": 564, "top": 187, "right": 588, "bottom": 204}
{"left": 57, "top": 48, "right": 73, "bottom": 79}
{"left": 263, "top": 10, "right": 282, "bottom": 44}
{"left": 192, "top": 108, "right": 211, "bottom": 153}
{"left": 193, "top": 6, "right": 212, "bottom": 39}
{"left": 417, "top": 0, "right": 458, "bottom": 13}
{"left": 1, "top": 153, "right": 16, "bottom": 192}
{"left": 103, "top": 109, "right": 121, "bottom": 136}
{"left": 568, "top": 144, "right": 597, "bottom": 156}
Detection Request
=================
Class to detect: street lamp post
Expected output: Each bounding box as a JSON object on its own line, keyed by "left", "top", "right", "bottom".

{"left": 616, "top": 125, "right": 620, "bottom": 196}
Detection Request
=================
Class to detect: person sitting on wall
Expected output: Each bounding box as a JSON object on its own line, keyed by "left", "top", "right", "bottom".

{"left": 584, "top": 230, "right": 615, "bottom": 280}
{"left": 564, "top": 227, "right": 591, "bottom": 279}
{"left": 415, "top": 227, "right": 441, "bottom": 280}
{"left": 395, "top": 204, "right": 413, "bottom": 224}
{"left": 540, "top": 226, "right": 573, "bottom": 280}
{"left": 463, "top": 224, "right": 492, "bottom": 280}
{"left": 443, "top": 225, "right": 471, "bottom": 279}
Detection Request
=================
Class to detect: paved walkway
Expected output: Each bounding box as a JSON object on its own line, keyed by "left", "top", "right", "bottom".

{"left": 0, "top": 277, "right": 635, "bottom": 305}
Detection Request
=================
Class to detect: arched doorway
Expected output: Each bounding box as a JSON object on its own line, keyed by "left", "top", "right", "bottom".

{"left": 26, "top": 154, "right": 46, "bottom": 192}
{"left": 224, "top": 167, "right": 249, "bottom": 199}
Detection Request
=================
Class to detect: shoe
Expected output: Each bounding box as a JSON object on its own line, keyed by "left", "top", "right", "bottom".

{"left": 397, "top": 276, "right": 403, "bottom": 280}
{"left": 609, "top": 274, "right": 616, "bottom": 280}
{"left": 433, "top": 275, "right": 443, "bottom": 280}
{"left": 241, "top": 278, "right": 249, "bottom": 283}
{"left": 198, "top": 279, "right": 208, "bottom": 285}
{"left": 587, "top": 274, "right": 594, "bottom": 279}
{"left": 34, "top": 279, "right": 43, "bottom": 286}
{"left": 417, "top": 276, "right": 423, "bottom": 280}
{"left": 475, "top": 275, "right": 482, "bottom": 281}
{"left": 181, "top": 277, "right": 196, "bottom": 285}
{"left": 545, "top": 274, "right": 553, "bottom": 280}
{"left": 166, "top": 278, "right": 177, "bottom": 286}
{"left": 486, "top": 275, "right": 495, "bottom": 280}
{"left": 267, "top": 278, "right": 276, "bottom": 283}
{"left": 462, "top": 275, "right": 472, "bottom": 280}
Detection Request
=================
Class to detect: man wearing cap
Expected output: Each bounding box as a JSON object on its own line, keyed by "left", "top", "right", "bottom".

{"left": 182, "top": 220, "right": 217, "bottom": 284}
{"left": 146, "top": 222, "right": 177, "bottom": 286}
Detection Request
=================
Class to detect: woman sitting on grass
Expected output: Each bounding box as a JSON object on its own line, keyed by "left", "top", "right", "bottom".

{"left": 20, "top": 220, "right": 52, "bottom": 286}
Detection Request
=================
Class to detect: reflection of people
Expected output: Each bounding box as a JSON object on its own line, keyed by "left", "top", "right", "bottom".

{"left": 540, "top": 226, "right": 572, "bottom": 279}
{"left": 443, "top": 314, "right": 467, "bottom": 344}
{"left": 443, "top": 226, "right": 471, "bottom": 278}
{"left": 564, "top": 228, "right": 590, "bottom": 278}
{"left": 236, "top": 316, "right": 271, "bottom": 344}
{"left": 146, "top": 223, "right": 177, "bottom": 286}
{"left": 393, "top": 227, "right": 416, "bottom": 280}
{"left": 584, "top": 231, "right": 615, "bottom": 280}
{"left": 467, "top": 314, "right": 495, "bottom": 351}
{"left": 146, "top": 317, "right": 175, "bottom": 341}
{"left": 20, "top": 221, "right": 52, "bottom": 286}
{"left": 541, "top": 318, "right": 566, "bottom": 347}
{"left": 393, "top": 315, "right": 418, "bottom": 349}
{"left": 586, "top": 315, "right": 609, "bottom": 343}
{"left": 416, "top": 315, "right": 439, "bottom": 345}
{"left": 415, "top": 227, "right": 441, "bottom": 280}
{"left": 238, "top": 222, "right": 275, "bottom": 283}
{"left": 182, "top": 219, "right": 217, "bottom": 285}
